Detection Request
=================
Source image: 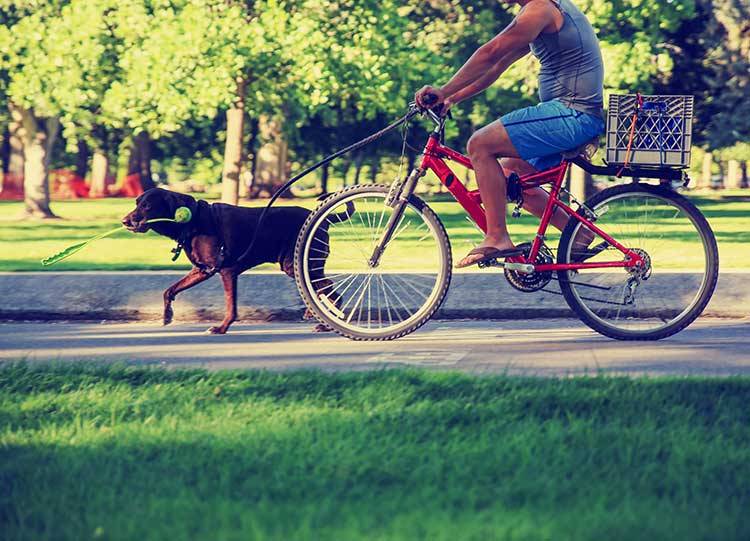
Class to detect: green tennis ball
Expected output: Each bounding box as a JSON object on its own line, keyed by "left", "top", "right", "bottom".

{"left": 174, "top": 206, "right": 192, "bottom": 223}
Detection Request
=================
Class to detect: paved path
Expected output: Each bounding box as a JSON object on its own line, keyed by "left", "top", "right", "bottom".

{"left": 2, "top": 318, "right": 748, "bottom": 376}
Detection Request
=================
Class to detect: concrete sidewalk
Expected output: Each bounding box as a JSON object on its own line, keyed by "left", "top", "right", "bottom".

{"left": 1, "top": 270, "right": 747, "bottom": 322}
{"left": 1, "top": 319, "right": 749, "bottom": 375}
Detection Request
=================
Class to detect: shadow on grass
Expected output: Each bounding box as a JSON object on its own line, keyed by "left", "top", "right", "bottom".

{"left": 2, "top": 365, "right": 750, "bottom": 540}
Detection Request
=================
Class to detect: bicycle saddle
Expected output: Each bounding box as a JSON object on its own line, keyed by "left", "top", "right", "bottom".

{"left": 561, "top": 136, "right": 600, "bottom": 161}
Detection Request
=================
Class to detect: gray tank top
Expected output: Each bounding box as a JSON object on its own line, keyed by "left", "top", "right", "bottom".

{"left": 530, "top": 0, "right": 604, "bottom": 117}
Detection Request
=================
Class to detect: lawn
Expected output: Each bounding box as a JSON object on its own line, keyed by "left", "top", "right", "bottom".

{"left": 1, "top": 363, "right": 749, "bottom": 540}
{"left": 0, "top": 189, "right": 748, "bottom": 272}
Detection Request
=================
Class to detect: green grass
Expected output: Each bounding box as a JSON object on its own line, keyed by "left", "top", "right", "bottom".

{"left": 1, "top": 363, "right": 749, "bottom": 540}
{"left": 0, "top": 189, "right": 748, "bottom": 272}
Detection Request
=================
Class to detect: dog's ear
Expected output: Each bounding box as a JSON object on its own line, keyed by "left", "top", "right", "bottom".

{"left": 177, "top": 192, "right": 198, "bottom": 217}
{"left": 162, "top": 190, "right": 195, "bottom": 216}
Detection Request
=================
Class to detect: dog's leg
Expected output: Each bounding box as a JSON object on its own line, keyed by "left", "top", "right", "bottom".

{"left": 163, "top": 268, "right": 212, "bottom": 326}
{"left": 207, "top": 269, "right": 238, "bottom": 335}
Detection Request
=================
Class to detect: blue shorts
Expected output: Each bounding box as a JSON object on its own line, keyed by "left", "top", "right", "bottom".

{"left": 501, "top": 99, "right": 605, "bottom": 171}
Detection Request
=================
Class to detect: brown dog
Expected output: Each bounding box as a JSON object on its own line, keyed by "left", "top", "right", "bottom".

{"left": 122, "top": 188, "right": 345, "bottom": 334}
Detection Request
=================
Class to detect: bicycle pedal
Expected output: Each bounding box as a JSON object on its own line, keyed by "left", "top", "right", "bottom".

{"left": 477, "top": 258, "right": 502, "bottom": 269}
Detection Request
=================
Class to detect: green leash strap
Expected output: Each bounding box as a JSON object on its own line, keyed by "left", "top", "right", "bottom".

{"left": 41, "top": 206, "right": 192, "bottom": 266}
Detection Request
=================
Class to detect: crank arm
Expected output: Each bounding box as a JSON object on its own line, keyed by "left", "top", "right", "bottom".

{"left": 478, "top": 259, "right": 535, "bottom": 274}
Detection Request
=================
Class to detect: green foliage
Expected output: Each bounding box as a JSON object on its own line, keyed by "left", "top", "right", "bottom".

{"left": 1, "top": 0, "right": 747, "bottom": 182}
{"left": 718, "top": 143, "right": 750, "bottom": 163}
{"left": 0, "top": 1, "right": 121, "bottom": 143}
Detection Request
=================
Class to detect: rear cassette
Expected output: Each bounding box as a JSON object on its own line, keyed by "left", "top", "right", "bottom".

{"left": 504, "top": 242, "right": 553, "bottom": 292}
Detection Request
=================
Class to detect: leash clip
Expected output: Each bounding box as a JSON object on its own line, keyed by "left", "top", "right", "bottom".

{"left": 171, "top": 244, "right": 183, "bottom": 261}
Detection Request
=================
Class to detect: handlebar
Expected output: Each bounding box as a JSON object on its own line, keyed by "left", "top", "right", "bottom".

{"left": 422, "top": 92, "right": 439, "bottom": 106}
{"left": 411, "top": 92, "right": 450, "bottom": 124}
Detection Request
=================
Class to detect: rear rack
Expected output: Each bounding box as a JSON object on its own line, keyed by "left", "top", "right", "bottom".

{"left": 571, "top": 157, "right": 687, "bottom": 183}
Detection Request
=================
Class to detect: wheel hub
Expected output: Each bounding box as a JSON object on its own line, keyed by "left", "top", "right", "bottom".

{"left": 627, "top": 248, "right": 652, "bottom": 280}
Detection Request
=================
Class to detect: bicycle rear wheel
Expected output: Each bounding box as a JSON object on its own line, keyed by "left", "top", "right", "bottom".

{"left": 294, "top": 184, "right": 452, "bottom": 341}
{"left": 557, "top": 183, "right": 719, "bottom": 340}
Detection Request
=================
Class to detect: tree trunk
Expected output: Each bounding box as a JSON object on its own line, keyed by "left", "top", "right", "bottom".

{"left": 1, "top": 129, "right": 8, "bottom": 175}
{"left": 353, "top": 152, "right": 365, "bottom": 185}
{"left": 340, "top": 158, "right": 352, "bottom": 188}
{"left": 2, "top": 109, "right": 25, "bottom": 195}
{"left": 128, "top": 131, "right": 155, "bottom": 191}
{"left": 14, "top": 105, "right": 59, "bottom": 218}
{"left": 726, "top": 159, "right": 742, "bottom": 189}
{"left": 569, "top": 164, "right": 594, "bottom": 203}
{"left": 320, "top": 162, "right": 329, "bottom": 195}
{"left": 243, "top": 117, "right": 259, "bottom": 199}
{"left": 7, "top": 114, "right": 24, "bottom": 177}
{"left": 0, "top": 129, "right": 7, "bottom": 192}
{"left": 222, "top": 79, "right": 246, "bottom": 205}
{"left": 369, "top": 158, "right": 379, "bottom": 183}
{"left": 251, "top": 114, "right": 291, "bottom": 198}
{"left": 742, "top": 162, "right": 748, "bottom": 189}
{"left": 75, "top": 140, "right": 89, "bottom": 180}
{"left": 407, "top": 149, "right": 417, "bottom": 173}
{"left": 90, "top": 150, "right": 111, "bottom": 197}
{"left": 701, "top": 152, "right": 713, "bottom": 188}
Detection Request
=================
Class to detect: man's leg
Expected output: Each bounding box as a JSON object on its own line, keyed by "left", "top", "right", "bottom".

{"left": 459, "top": 120, "right": 521, "bottom": 268}
{"left": 500, "top": 157, "right": 569, "bottom": 231}
{"left": 500, "top": 157, "right": 594, "bottom": 247}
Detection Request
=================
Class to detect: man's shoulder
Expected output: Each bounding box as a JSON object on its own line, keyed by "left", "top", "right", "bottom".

{"left": 520, "top": 0, "right": 559, "bottom": 17}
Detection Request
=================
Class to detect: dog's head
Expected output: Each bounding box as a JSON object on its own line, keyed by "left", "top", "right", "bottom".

{"left": 122, "top": 188, "right": 197, "bottom": 238}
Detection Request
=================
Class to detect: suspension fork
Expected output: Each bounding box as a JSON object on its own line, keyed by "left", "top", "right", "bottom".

{"left": 368, "top": 166, "right": 424, "bottom": 267}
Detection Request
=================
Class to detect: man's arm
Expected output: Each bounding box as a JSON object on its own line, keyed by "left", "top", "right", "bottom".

{"left": 415, "top": 1, "right": 554, "bottom": 106}
{"left": 446, "top": 46, "right": 530, "bottom": 106}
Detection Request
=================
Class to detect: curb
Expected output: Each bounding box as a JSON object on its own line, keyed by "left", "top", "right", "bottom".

{"left": 0, "top": 271, "right": 747, "bottom": 322}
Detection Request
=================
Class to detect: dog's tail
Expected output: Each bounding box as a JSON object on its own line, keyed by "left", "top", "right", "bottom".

{"left": 317, "top": 193, "right": 355, "bottom": 224}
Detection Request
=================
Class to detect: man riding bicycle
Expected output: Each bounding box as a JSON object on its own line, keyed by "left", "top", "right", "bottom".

{"left": 415, "top": 0, "right": 605, "bottom": 268}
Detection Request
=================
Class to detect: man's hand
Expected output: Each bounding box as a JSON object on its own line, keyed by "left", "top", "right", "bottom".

{"left": 414, "top": 85, "right": 445, "bottom": 109}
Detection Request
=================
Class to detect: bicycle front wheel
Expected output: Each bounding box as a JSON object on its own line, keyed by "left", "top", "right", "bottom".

{"left": 294, "top": 184, "right": 452, "bottom": 341}
{"left": 558, "top": 183, "right": 719, "bottom": 340}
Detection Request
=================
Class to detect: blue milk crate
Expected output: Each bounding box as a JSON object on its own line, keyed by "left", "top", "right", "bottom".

{"left": 606, "top": 94, "right": 694, "bottom": 169}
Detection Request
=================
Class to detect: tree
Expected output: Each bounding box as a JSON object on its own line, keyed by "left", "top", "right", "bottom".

{"left": 0, "top": 0, "right": 123, "bottom": 216}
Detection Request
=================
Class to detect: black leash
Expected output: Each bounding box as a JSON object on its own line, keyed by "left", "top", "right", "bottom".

{"left": 232, "top": 107, "right": 420, "bottom": 266}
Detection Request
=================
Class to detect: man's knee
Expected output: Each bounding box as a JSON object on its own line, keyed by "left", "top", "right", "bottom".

{"left": 467, "top": 131, "right": 494, "bottom": 157}
{"left": 467, "top": 122, "right": 516, "bottom": 158}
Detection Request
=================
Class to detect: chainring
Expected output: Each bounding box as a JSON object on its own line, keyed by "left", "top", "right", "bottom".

{"left": 504, "top": 242, "right": 554, "bottom": 292}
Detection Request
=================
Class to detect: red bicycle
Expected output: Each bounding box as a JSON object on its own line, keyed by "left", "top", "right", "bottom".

{"left": 294, "top": 104, "right": 719, "bottom": 341}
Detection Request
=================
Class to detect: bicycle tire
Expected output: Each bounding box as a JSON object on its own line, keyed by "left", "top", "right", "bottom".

{"left": 294, "top": 184, "right": 453, "bottom": 341}
{"left": 557, "top": 182, "right": 719, "bottom": 340}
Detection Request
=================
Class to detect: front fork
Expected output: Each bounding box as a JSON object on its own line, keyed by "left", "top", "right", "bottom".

{"left": 368, "top": 167, "right": 424, "bottom": 267}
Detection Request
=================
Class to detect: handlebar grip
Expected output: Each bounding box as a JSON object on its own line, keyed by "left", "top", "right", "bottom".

{"left": 422, "top": 93, "right": 439, "bottom": 106}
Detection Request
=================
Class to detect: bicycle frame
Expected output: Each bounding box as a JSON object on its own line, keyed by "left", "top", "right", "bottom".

{"left": 418, "top": 133, "right": 644, "bottom": 272}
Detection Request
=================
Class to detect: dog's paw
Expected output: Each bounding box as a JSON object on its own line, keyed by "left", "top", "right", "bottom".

{"left": 313, "top": 323, "right": 332, "bottom": 333}
{"left": 163, "top": 306, "right": 174, "bottom": 326}
{"left": 206, "top": 326, "right": 227, "bottom": 335}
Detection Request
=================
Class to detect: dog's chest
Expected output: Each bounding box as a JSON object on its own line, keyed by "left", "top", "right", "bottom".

{"left": 187, "top": 235, "right": 221, "bottom": 267}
